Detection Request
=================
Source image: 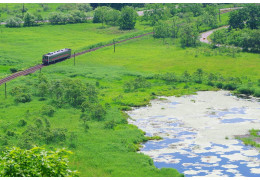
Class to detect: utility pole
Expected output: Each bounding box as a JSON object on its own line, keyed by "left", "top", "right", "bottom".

{"left": 22, "top": 4, "right": 25, "bottom": 16}
{"left": 113, "top": 39, "right": 115, "bottom": 53}
{"left": 219, "top": 9, "right": 221, "bottom": 22}
{"left": 5, "top": 83, "right": 7, "bottom": 99}
{"left": 74, "top": 52, "right": 75, "bottom": 66}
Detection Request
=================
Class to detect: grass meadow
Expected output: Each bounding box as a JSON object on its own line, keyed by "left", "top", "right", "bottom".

{"left": 0, "top": 22, "right": 151, "bottom": 78}
{"left": 0, "top": 10, "right": 259, "bottom": 176}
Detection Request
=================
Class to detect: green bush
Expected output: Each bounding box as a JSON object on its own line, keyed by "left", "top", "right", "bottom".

{"left": 17, "top": 119, "right": 27, "bottom": 127}
{"left": 5, "top": 16, "right": 22, "bottom": 27}
{"left": 119, "top": 6, "right": 137, "bottom": 30}
{"left": 216, "top": 82, "right": 223, "bottom": 89}
{"left": 10, "top": 67, "right": 19, "bottom": 73}
{"left": 104, "top": 120, "right": 116, "bottom": 129}
{"left": 41, "top": 105, "right": 55, "bottom": 117}
{"left": 253, "top": 88, "right": 260, "bottom": 97}
{"left": 223, "top": 83, "right": 237, "bottom": 90}
{"left": 237, "top": 86, "right": 254, "bottom": 95}
{"left": 207, "top": 81, "right": 214, "bottom": 87}
{"left": 124, "top": 77, "right": 151, "bottom": 92}
{"left": 14, "top": 93, "right": 32, "bottom": 103}
{"left": 0, "top": 146, "right": 78, "bottom": 177}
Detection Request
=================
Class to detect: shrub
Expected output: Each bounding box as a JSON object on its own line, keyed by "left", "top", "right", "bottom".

{"left": 237, "top": 86, "right": 254, "bottom": 95}
{"left": 14, "top": 93, "right": 32, "bottom": 103}
{"left": 17, "top": 119, "right": 27, "bottom": 127}
{"left": 0, "top": 146, "right": 78, "bottom": 177}
{"left": 253, "top": 88, "right": 260, "bottom": 97}
{"left": 6, "top": 131, "right": 15, "bottom": 137}
{"left": 68, "top": 10, "right": 87, "bottom": 23}
{"left": 93, "top": 6, "right": 111, "bottom": 25}
{"left": 216, "top": 82, "right": 223, "bottom": 89}
{"left": 10, "top": 67, "right": 18, "bottom": 73}
{"left": 92, "top": 104, "right": 106, "bottom": 121}
{"left": 23, "top": 12, "right": 36, "bottom": 27}
{"left": 77, "top": 3, "right": 92, "bottom": 12}
{"left": 223, "top": 83, "right": 237, "bottom": 90}
{"left": 104, "top": 120, "right": 116, "bottom": 129}
{"left": 5, "top": 16, "right": 22, "bottom": 27}
{"left": 41, "top": 105, "right": 55, "bottom": 117}
{"left": 119, "top": 6, "right": 137, "bottom": 30}
{"left": 48, "top": 12, "right": 67, "bottom": 24}
{"left": 124, "top": 77, "right": 151, "bottom": 92}
{"left": 207, "top": 81, "right": 214, "bottom": 87}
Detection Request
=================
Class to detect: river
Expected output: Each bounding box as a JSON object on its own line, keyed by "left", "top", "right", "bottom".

{"left": 127, "top": 90, "right": 260, "bottom": 177}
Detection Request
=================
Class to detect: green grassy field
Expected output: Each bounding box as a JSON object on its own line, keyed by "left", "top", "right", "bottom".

{"left": 0, "top": 33, "right": 259, "bottom": 176}
{"left": 0, "top": 22, "right": 151, "bottom": 78}
{"left": 0, "top": 4, "right": 259, "bottom": 176}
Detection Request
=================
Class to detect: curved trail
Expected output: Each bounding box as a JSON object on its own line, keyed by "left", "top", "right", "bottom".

{"left": 0, "top": 32, "right": 153, "bottom": 86}
{"left": 200, "top": 26, "right": 229, "bottom": 44}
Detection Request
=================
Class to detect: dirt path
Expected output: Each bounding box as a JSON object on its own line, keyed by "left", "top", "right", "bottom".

{"left": 199, "top": 26, "right": 229, "bottom": 44}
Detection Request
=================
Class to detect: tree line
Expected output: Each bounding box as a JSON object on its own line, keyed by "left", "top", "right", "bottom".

{"left": 3, "top": 4, "right": 137, "bottom": 30}
{"left": 211, "top": 4, "right": 260, "bottom": 52}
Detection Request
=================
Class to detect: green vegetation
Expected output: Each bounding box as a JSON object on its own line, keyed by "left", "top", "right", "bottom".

{"left": 119, "top": 6, "right": 137, "bottom": 30}
{"left": 0, "top": 147, "right": 78, "bottom": 177}
{"left": 236, "top": 129, "right": 260, "bottom": 148}
{"left": 211, "top": 4, "right": 260, "bottom": 52}
{"left": 0, "top": 3, "right": 259, "bottom": 177}
{"left": 0, "top": 3, "right": 93, "bottom": 23}
{"left": 0, "top": 22, "right": 150, "bottom": 78}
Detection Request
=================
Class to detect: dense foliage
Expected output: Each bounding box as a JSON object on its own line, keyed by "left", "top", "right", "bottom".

{"left": 211, "top": 28, "right": 260, "bottom": 52}
{"left": 5, "top": 16, "right": 22, "bottom": 27}
{"left": 119, "top": 6, "right": 137, "bottom": 30}
{"left": 0, "top": 147, "right": 77, "bottom": 177}
{"left": 229, "top": 4, "right": 260, "bottom": 30}
{"left": 93, "top": 6, "right": 121, "bottom": 26}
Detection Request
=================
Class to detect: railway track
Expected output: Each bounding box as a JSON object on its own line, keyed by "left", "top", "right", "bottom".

{"left": 0, "top": 32, "right": 153, "bottom": 86}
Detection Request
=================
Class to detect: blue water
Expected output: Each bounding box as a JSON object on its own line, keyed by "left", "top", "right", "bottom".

{"left": 221, "top": 118, "right": 255, "bottom": 124}
{"left": 209, "top": 107, "right": 246, "bottom": 118}
{"left": 129, "top": 99, "right": 260, "bottom": 177}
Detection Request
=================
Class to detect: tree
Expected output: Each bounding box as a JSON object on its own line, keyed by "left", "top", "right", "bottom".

{"left": 189, "top": 3, "right": 203, "bottom": 17}
{"left": 5, "top": 16, "right": 22, "bottom": 28}
{"left": 211, "top": 28, "right": 227, "bottom": 46}
{"left": 23, "top": 12, "right": 36, "bottom": 27}
{"left": 142, "top": 4, "right": 170, "bottom": 26}
{"left": 244, "top": 4, "right": 260, "bottom": 29}
{"left": 69, "top": 10, "right": 87, "bottom": 23}
{"left": 153, "top": 21, "right": 171, "bottom": 43}
{"left": 229, "top": 4, "right": 260, "bottom": 30}
{"left": 202, "top": 5, "right": 218, "bottom": 28}
{"left": 48, "top": 12, "right": 67, "bottom": 25}
{"left": 229, "top": 10, "right": 247, "bottom": 29}
{"left": 0, "top": 147, "right": 78, "bottom": 177}
{"left": 180, "top": 23, "right": 199, "bottom": 47}
{"left": 93, "top": 6, "right": 111, "bottom": 26}
{"left": 105, "top": 9, "right": 121, "bottom": 26}
{"left": 76, "top": 3, "right": 92, "bottom": 12}
{"left": 119, "top": 6, "right": 137, "bottom": 30}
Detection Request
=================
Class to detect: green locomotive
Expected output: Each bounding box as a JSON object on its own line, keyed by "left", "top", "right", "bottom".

{"left": 42, "top": 48, "right": 71, "bottom": 65}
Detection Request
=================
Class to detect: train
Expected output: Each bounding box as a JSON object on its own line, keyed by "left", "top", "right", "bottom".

{"left": 42, "top": 48, "right": 71, "bottom": 65}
